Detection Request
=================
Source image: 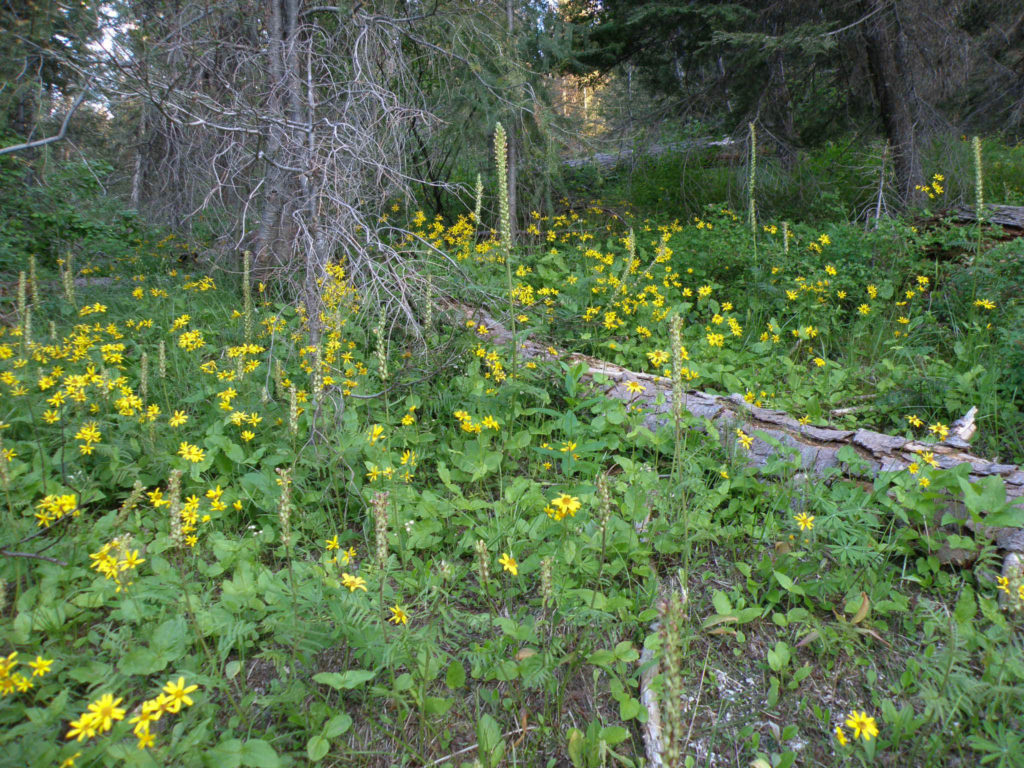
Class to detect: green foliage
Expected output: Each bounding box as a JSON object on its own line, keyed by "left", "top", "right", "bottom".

{"left": 0, "top": 156, "right": 144, "bottom": 274}
{"left": 2, "top": 139, "right": 1023, "bottom": 768}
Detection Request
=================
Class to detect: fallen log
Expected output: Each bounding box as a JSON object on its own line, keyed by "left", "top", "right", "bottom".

{"left": 564, "top": 138, "right": 736, "bottom": 171}
{"left": 954, "top": 204, "right": 1024, "bottom": 229}
{"left": 456, "top": 303, "right": 1024, "bottom": 554}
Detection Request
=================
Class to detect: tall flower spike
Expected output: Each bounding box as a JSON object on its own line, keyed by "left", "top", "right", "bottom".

{"left": 670, "top": 314, "right": 685, "bottom": 422}
{"left": 473, "top": 172, "right": 484, "bottom": 232}
{"left": 748, "top": 122, "right": 757, "bottom": 234}
{"left": 158, "top": 340, "right": 166, "bottom": 378}
{"left": 62, "top": 252, "right": 75, "bottom": 305}
{"left": 494, "top": 123, "right": 511, "bottom": 259}
{"left": 372, "top": 491, "right": 390, "bottom": 570}
{"left": 276, "top": 468, "right": 293, "bottom": 546}
{"left": 374, "top": 314, "right": 388, "bottom": 382}
{"left": 242, "top": 250, "right": 254, "bottom": 343}
{"left": 972, "top": 136, "right": 984, "bottom": 218}
{"left": 288, "top": 386, "right": 299, "bottom": 435}
{"left": 29, "top": 255, "right": 39, "bottom": 305}
{"left": 140, "top": 352, "right": 149, "bottom": 402}
{"left": 474, "top": 539, "right": 490, "bottom": 589}
{"left": 660, "top": 591, "right": 686, "bottom": 767}
{"left": 596, "top": 473, "right": 613, "bottom": 529}
{"left": 540, "top": 556, "right": 553, "bottom": 609}
{"left": 167, "top": 470, "right": 184, "bottom": 546}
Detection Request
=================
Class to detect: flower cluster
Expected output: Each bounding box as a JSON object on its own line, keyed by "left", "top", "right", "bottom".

{"left": 546, "top": 492, "right": 581, "bottom": 522}
{"left": 66, "top": 677, "right": 198, "bottom": 750}
{"left": 0, "top": 651, "right": 53, "bottom": 695}
{"left": 89, "top": 536, "right": 145, "bottom": 592}
{"left": 34, "top": 493, "right": 79, "bottom": 527}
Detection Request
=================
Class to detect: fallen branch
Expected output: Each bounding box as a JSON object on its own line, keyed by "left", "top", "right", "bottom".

{"left": 1, "top": 549, "right": 68, "bottom": 566}
{"left": 954, "top": 204, "right": 1024, "bottom": 229}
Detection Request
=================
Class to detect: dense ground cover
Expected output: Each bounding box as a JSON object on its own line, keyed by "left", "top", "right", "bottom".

{"left": 1, "top": 161, "right": 1024, "bottom": 768}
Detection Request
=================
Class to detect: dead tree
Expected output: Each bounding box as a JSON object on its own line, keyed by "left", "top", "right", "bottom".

{"left": 104, "top": 1, "right": 453, "bottom": 338}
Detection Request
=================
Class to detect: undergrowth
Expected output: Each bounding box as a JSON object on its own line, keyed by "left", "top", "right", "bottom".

{"left": 0, "top": 149, "right": 1023, "bottom": 768}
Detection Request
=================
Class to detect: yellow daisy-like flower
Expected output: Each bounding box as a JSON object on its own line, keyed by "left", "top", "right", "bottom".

{"left": 388, "top": 604, "right": 409, "bottom": 625}
{"left": 793, "top": 512, "right": 814, "bottom": 531}
{"left": 835, "top": 726, "right": 848, "bottom": 746}
{"left": 161, "top": 677, "right": 198, "bottom": 713}
{"left": 169, "top": 410, "right": 188, "bottom": 427}
{"left": 28, "top": 655, "right": 53, "bottom": 677}
{"left": 498, "top": 552, "right": 518, "bottom": 576}
{"left": 736, "top": 429, "right": 754, "bottom": 451}
{"left": 177, "top": 442, "right": 205, "bottom": 463}
{"left": 86, "top": 693, "right": 127, "bottom": 733}
{"left": 342, "top": 573, "right": 368, "bottom": 592}
{"left": 550, "top": 493, "right": 581, "bottom": 518}
{"left": 844, "top": 710, "right": 879, "bottom": 741}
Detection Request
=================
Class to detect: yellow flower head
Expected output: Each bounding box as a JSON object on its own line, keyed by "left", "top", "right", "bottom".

{"left": 844, "top": 710, "right": 879, "bottom": 741}
{"left": 498, "top": 552, "right": 518, "bottom": 576}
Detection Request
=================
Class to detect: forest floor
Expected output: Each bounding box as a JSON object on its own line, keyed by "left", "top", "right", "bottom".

{"left": 2, "top": 198, "right": 1024, "bottom": 768}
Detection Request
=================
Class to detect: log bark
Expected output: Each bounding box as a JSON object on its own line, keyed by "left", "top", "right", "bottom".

{"left": 954, "top": 204, "right": 1024, "bottom": 229}
{"left": 456, "top": 303, "right": 1024, "bottom": 553}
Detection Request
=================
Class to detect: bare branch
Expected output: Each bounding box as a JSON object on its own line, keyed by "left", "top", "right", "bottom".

{"left": 0, "top": 86, "right": 90, "bottom": 157}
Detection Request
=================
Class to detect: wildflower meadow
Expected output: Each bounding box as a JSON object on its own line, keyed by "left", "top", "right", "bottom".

{"left": 2, "top": 129, "right": 1024, "bottom": 768}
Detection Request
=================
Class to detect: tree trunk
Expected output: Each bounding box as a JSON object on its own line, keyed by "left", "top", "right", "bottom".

{"left": 862, "top": 1, "right": 923, "bottom": 206}
{"left": 130, "top": 103, "right": 148, "bottom": 210}
{"left": 254, "top": 0, "right": 300, "bottom": 278}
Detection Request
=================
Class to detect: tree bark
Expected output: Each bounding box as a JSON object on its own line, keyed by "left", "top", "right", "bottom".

{"left": 861, "top": 1, "right": 923, "bottom": 206}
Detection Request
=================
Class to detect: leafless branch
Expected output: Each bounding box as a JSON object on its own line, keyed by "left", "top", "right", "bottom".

{"left": 0, "top": 86, "right": 90, "bottom": 157}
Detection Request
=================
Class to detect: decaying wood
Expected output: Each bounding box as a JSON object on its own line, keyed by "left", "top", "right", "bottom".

{"left": 456, "top": 303, "right": 1024, "bottom": 553}
{"left": 954, "top": 204, "right": 1024, "bottom": 229}
{"left": 564, "top": 138, "right": 736, "bottom": 170}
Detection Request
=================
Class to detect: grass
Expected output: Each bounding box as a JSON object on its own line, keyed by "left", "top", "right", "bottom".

{"left": 0, "top": 152, "right": 1023, "bottom": 768}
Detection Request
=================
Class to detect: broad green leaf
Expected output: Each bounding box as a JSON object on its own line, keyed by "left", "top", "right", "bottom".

{"left": 306, "top": 735, "right": 329, "bottom": 762}
{"left": 312, "top": 669, "right": 376, "bottom": 690}
{"left": 445, "top": 661, "right": 466, "bottom": 689}
{"left": 240, "top": 739, "right": 280, "bottom": 768}
{"left": 322, "top": 713, "right": 353, "bottom": 739}
{"left": 773, "top": 570, "right": 805, "bottom": 595}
